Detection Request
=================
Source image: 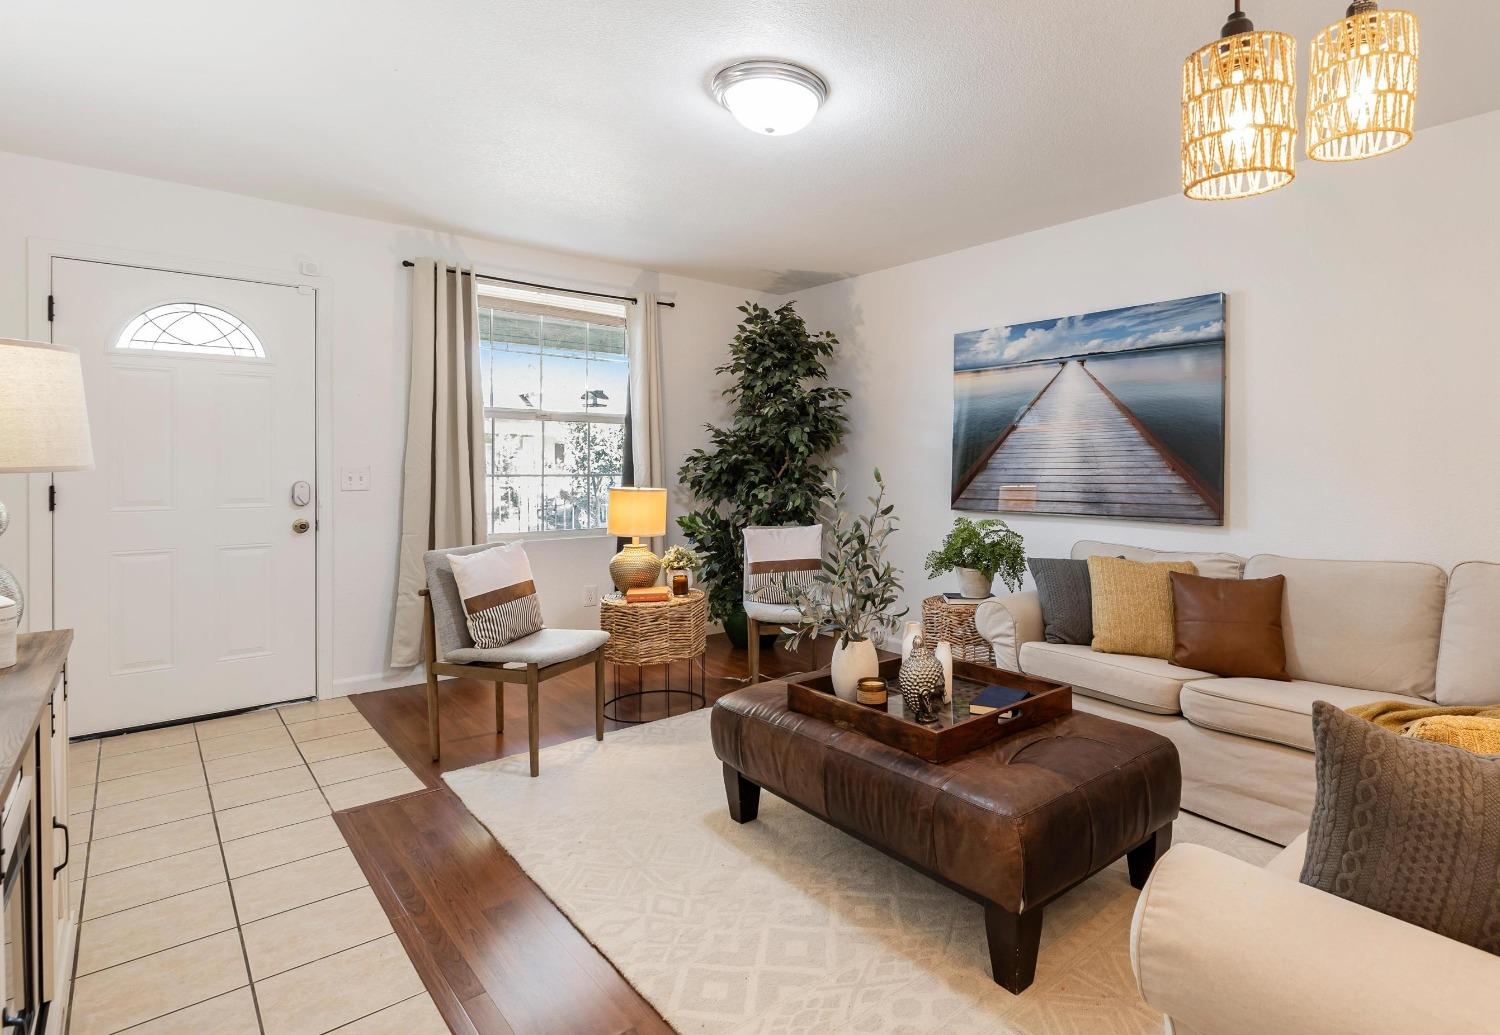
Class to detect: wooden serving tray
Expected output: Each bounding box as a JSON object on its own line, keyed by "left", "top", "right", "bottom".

{"left": 785, "top": 656, "right": 1070, "bottom": 764}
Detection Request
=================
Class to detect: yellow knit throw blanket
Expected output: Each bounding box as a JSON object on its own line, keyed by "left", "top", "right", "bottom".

{"left": 1347, "top": 701, "right": 1500, "bottom": 754}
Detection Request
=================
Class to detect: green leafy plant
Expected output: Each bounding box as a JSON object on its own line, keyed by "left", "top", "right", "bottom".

{"left": 660, "top": 545, "right": 702, "bottom": 574}
{"left": 785, "top": 470, "right": 907, "bottom": 650}
{"left": 924, "top": 517, "right": 1026, "bottom": 591}
{"left": 677, "top": 302, "right": 850, "bottom": 622}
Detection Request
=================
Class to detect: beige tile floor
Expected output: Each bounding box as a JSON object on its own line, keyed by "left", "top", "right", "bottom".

{"left": 66, "top": 696, "right": 445, "bottom": 1035}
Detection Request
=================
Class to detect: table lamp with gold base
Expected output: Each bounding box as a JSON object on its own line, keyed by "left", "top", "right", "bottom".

{"left": 606, "top": 487, "right": 667, "bottom": 592}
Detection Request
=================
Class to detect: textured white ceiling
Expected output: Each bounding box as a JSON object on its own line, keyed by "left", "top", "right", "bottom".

{"left": 2, "top": 1, "right": 1494, "bottom": 292}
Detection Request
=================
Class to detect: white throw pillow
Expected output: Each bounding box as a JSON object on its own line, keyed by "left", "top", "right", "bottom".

{"left": 448, "top": 542, "right": 543, "bottom": 648}
{"left": 743, "top": 525, "right": 822, "bottom": 605}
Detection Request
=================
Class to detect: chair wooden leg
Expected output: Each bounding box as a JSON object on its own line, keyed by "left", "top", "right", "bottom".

{"left": 425, "top": 669, "right": 440, "bottom": 762}
{"left": 422, "top": 595, "right": 441, "bottom": 762}
{"left": 494, "top": 680, "right": 504, "bottom": 734}
{"left": 594, "top": 650, "right": 605, "bottom": 741}
{"left": 526, "top": 664, "right": 541, "bottom": 777}
{"left": 747, "top": 617, "right": 761, "bottom": 684}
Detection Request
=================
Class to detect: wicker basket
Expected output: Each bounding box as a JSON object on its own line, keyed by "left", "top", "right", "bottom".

{"left": 921, "top": 595, "right": 994, "bottom": 666}
{"left": 600, "top": 590, "right": 709, "bottom": 666}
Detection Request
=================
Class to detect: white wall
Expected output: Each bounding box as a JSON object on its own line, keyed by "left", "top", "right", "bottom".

{"left": 0, "top": 151, "right": 753, "bottom": 694}
{"left": 782, "top": 110, "right": 1500, "bottom": 625}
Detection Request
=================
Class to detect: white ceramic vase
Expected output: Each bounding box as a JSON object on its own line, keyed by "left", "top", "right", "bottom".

{"left": 830, "top": 637, "right": 880, "bottom": 701}
{"left": 900, "top": 621, "right": 922, "bottom": 661}
{"left": 934, "top": 640, "right": 954, "bottom": 702}
{"left": 956, "top": 567, "right": 995, "bottom": 599}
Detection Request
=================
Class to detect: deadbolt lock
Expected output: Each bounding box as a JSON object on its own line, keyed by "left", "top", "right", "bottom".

{"left": 292, "top": 519, "right": 311, "bottom": 534}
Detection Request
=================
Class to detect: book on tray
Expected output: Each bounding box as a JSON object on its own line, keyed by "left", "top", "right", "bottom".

{"left": 966, "top": 684, "right": 1031, "bottom": 716}
{"left": 625, "top": 586, "right": 671, "bottom": 603}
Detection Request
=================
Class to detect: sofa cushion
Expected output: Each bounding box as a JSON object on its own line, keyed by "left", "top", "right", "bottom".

{"left": 1243, "top": 554, "right": 1446, "bottom": 700}
{"left": 1072, "top": 539, "right": 1245, "bottom": 580}
{"left": 1020, "top": 641, "right": 1210, "bottom": 715}
{"left": 1180, "top": 676, "right": 1430, "bottom": 752}
{"left": 1301, "top": 701, "right": 1500, "bottom": 955}
{"left": 1089, "top": 556, "right": 1197, "bottom": 660}
{"left": 1028, "top": 557, "right": 1092, "bottom": 645}
{"left": 1435, "top": 561, "right": 1500, "bottom": 706}
{"left": 1170, "top": 571, "right": 1289, "bottom": 680}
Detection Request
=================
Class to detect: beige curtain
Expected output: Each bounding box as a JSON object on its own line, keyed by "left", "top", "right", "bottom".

{"left": 389, "top": 259, "right": 485, "bottom": 669}
{"left": 626, "top": 292, "right": 666, "bottom": 548}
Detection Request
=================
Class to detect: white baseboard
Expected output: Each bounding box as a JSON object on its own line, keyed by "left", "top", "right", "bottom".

{"left": 331, "top": 668, "right": 424, "bottom": 697}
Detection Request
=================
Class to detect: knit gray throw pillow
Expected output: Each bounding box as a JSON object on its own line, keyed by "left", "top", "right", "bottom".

{"left": 1301, "top": 701, "right": 1500, "bottom": 954}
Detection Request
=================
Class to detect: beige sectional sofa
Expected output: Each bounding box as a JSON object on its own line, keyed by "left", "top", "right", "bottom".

{"left": 1130, "top": 834, "right": 1500, "bottom": 1035}
{"left": 975, "top": 539, "right": 1500, "bottom": 845}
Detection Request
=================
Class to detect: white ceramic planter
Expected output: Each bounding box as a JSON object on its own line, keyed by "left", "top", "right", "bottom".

{"left": 830, "top": 637, "right": 880, "bottom": 701}
{"left": 956, "top": 567, "right": 995, "bottom": 599}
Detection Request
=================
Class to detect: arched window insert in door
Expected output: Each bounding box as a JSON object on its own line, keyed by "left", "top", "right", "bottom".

{"left": 114, "top": 302, "right": 266, "bottom": 358}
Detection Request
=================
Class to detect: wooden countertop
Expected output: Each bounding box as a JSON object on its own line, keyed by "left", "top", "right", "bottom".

{"left": 0, "top": 630, "right": 71, "bottom": 786}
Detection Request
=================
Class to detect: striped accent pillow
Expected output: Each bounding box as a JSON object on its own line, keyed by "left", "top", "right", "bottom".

{"left": 744, "top": 525, "right": 823, "bottom": 605}
{"left": 448, "top": 543, "right": 544, "bottom": 649}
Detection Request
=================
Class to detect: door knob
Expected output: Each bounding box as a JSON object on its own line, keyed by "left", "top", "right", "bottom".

{"left": 292, "top": 519, "right": 311, "bottom": 534}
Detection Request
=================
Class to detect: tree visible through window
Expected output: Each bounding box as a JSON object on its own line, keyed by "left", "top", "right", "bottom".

{"left": 480, "top": 287, "right": 628, "bottom": 535}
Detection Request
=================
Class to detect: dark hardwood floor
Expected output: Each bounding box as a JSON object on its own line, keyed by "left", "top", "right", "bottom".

{"left": 341, "top": 632, "right": 833, "bottom": 1035}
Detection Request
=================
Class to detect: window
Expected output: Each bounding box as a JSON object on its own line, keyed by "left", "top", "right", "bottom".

{"left": 115, "top": 303, "right": 266, "bottom": 357}
{"left": 480, "top": 285, "right": 628, "bottom": 537}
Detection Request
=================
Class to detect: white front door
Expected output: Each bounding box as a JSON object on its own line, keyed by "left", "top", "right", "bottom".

{"left": 50, "top": 259, "right": 317, "bottom": 736}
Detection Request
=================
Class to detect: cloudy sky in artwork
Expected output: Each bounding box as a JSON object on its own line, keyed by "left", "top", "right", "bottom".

{"left": 953, "top": 293, "right": 1225, "bottom": 371}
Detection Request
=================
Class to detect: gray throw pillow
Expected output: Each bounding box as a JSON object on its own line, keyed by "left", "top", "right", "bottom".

{"left": 1301, "top": 701, "right": 1500, "bottom": 954}
{"left": 1028, "top": 558, "right": 1092, "bottom": 645}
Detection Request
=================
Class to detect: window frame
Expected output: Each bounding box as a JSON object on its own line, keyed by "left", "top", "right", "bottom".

{"left": 478, "top": 287, "right": 629, "bottom": 543}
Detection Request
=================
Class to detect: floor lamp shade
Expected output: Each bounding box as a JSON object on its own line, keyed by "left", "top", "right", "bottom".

{"left": 0, "top": 339, "right": 94, "bottom": 472}
{"left": 606, "top": 487, "right": 667, "bottom": 592}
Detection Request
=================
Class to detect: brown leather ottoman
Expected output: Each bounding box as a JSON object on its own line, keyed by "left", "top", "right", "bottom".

{"left": 710, "top": 683, "right": 1181, "bottom": 993}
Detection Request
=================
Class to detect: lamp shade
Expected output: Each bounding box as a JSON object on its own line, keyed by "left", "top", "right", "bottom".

{"left": 1181, "top": 7, "right": 1298, "bottom": 201}
{"left": 0, "top": 339, "right": 93, "bottom": 472}
{"left": 1306, "top": 4, "right": 1419, "bottom": 162}
{"left": 606, "top": 487, "right": 666, "bottom": 538}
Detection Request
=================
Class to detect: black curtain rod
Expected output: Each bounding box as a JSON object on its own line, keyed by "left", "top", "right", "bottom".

{"left": 401, "top": 260, "right": 676, "bottom": 308}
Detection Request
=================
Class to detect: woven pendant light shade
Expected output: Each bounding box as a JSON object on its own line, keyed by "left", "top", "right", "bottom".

{"left": 1307, "top": 3, "right": 1419, "bottom": 162}
{"left": 1182, "top": 12, "right": 1297, "bottom": 201}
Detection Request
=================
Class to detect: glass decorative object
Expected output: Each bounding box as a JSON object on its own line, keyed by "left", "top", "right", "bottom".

{"left": 1306, "top": 2, "right": 1419, "bottom": 162}
{"left": 1182, "top": 2, "right": 1297, "bottom": 200}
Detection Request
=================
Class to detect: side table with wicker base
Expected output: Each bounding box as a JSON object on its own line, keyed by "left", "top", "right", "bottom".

{"left": 921, "top": 595, "right": 995, "bottom": 665}
{"left": 599, "top": 589, "right": 709, "bottom": 723}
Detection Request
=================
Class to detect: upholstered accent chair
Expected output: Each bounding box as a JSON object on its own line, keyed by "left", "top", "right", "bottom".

{"left": 421, "top": 543, "right": 609, "bottom": 776}
{"left": 742, "top": 524, "right": 823, "bottom": 684}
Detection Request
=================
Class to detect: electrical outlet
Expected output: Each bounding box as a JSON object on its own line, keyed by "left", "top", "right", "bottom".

{"left": 340, "top": 466, "right": 371, "bottom": 491}
{"left": 582, "top": 584, "right": 599, "bottom": 607}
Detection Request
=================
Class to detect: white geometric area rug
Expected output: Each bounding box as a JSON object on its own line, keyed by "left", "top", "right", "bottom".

{"left": 444, "top": 707, "right": 1275, "bottom": 1035}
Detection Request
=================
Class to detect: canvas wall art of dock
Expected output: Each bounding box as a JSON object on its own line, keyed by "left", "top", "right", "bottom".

{"left": 951, "top": 293, "right": 1225, "bottom": 525}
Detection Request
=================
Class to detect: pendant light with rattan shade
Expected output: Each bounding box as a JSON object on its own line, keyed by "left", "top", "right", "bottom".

{"left": 1182, "top": 2, "right": 1297, "bottom": 201}
{"left": 1307, "top": 1, "right": 1419, "bottom": 162}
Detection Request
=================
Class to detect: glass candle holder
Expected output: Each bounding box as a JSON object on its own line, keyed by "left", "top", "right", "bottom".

{"left": 671, "top": 571, "right": 690, "bottom": 596}
{"left": 855, "top": 677, "right": 888, "bottom": 707}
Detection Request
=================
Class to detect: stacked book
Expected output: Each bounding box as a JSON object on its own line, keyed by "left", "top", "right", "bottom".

{"left": 624, "top": 586, "right": 671, "bottom": 603}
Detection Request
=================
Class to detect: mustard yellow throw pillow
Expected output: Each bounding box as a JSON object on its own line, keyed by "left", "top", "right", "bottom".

{"left": 1088, "top": 556, "right": 1198, "bottom": 660}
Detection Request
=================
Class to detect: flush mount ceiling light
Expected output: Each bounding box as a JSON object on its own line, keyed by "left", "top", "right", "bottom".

{"left": 1306, "top": 1, "right": 1420, "bottom": 162}
{"left": 711, "top": 60, "right": 828, "bottom": 136}
{"left": 1182, "top": 1, "right": 1298, "bottom": 201}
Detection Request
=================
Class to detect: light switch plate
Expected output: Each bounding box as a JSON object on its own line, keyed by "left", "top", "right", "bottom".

{"left": 340, "top": 466, "right": 371, "bottom": 491}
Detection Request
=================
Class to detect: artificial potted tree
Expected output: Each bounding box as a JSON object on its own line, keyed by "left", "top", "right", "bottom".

{"left": 784, "top": 471, "right": 907, "bottom": 699}
{"left": 924, "top": 517, "right": 1026, "bottom": 599}
{"left": 677, "top": 301, "right": 850, "bottom": 646}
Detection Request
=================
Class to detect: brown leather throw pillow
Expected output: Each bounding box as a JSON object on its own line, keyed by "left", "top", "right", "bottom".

{"left": 1170, "top": 571, "right": 1290, "bottom": 680}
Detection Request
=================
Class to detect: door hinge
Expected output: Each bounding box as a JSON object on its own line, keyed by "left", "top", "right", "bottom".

{"left": 48, "top": 485, "right": 57, "bottom": 512}
{"left": 47, "top": 294, "right": 55, "bottom": 322}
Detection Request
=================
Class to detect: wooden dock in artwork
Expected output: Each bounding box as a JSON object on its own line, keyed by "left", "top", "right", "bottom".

{"left": 954, "top": 360, "right": 1221, "bottom": 524}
